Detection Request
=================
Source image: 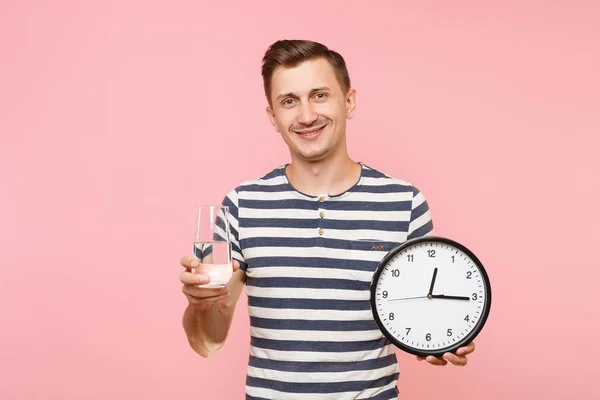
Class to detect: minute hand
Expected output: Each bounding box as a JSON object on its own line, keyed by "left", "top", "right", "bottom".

{"left": 430, "top": 294, "right": 470, "bottom": 301}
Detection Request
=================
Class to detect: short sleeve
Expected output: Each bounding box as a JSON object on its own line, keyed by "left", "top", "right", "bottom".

{"left": 212, "top": 188, "right": 248, "bottom": 271}
{"left": 407, "top": 186, "right": 434, "bottom": 240}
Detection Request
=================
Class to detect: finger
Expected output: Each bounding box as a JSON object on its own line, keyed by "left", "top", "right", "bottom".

{"left": 425, "top": 356, "right": 447, "bottom": 366}
{"left": 443, "top": 352, "right": 468, "bottom": 366}
{"left": 180, "top": 255, "right": 199, "bottom": 270}
{"left": 180, "top": 270, "right": 210, "bottom": 286}
{"left": 232, "top": 259, "right": 241, "bottom": 272}
{"left": 186, "top": 292, "right": 230, "bottom": 306}
{"left": 456, "top": 341, "right": 475, "bottom": 356}
{"left": 182, "top": 283, "right": 228, "bottom": 300}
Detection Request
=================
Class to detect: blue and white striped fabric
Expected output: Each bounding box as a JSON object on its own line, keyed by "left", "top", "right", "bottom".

{"left": 216, "top": 162, "right": 434, "bottom": 399}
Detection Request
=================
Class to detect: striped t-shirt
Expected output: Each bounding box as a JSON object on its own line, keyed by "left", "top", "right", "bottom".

{"left": 215, "top": 162, "right": 434, "bottom": 399}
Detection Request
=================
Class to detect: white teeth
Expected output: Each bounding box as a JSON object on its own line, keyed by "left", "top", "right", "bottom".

{"left": 298, "top": 127, "right": 324, "bottom": 136}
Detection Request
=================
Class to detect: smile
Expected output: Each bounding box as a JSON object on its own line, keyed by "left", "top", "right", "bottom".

{"left": 294, "top": 125, "right": 326, "bottom": 140}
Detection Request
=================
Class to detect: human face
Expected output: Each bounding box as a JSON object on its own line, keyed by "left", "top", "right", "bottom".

{"left": 266, "top": 57, "right": 356, "bottom": 162}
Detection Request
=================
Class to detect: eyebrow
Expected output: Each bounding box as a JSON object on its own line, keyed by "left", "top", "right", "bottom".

{"left": 276, "top": 86, "right": 331, "bottom": 101}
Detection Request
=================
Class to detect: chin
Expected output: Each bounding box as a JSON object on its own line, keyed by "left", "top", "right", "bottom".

{"left": 296, "top": 147, "right": 332, "bottom": 162}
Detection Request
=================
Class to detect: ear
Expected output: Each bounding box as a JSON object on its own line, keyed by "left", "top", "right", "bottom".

{"left": 345, "top": 88, "right": 357, "bottom": 119}
{"left": 266, "top": 105, "right": 280, "bottom": 132}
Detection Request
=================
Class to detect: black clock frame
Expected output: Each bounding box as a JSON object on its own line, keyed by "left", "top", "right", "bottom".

{"left": 369, "top": 236, "right": 492, "bottom": 357}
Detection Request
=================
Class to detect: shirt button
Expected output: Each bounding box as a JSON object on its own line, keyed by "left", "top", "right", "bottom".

{"left": 318, "top": 196, "right": 325, "bottom": 203}
{"left": 318, "top": 228, "right": 324, "bottom": 236}
{"left": 319, "top": 211, "right": 325, "bottom": 218}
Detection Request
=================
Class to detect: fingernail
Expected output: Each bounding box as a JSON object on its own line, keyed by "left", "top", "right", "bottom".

{"left": 199, "top": 277, "right": 209, "bottom": 284}
{"left": 191, "top": 260, "right": 199, "bottom": 267}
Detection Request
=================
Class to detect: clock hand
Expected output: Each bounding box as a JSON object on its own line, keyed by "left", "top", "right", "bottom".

{"left": 427, "top": 267, "right": 438, "bottom": 297}
{"left": 388, "top": 296, "right": 429, "bottom": 301}
{"left": 430, "top": 294, "right": 470, "bottom": 301}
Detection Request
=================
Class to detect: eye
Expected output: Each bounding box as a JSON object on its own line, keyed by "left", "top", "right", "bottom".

{"left": 314, "top": 93, "right": 327, "bottom": 99}
{"left": 282, "top": 98, "right": 296, "bottom": 106}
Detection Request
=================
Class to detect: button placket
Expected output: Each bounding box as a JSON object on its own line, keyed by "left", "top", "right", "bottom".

{"left": 317, "top": 194, "right": 327, "bottom": 237}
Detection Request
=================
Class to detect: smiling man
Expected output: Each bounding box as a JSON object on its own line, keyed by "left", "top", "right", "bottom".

{"left": 180, "top": 39, "right": 475, "bottom": 399}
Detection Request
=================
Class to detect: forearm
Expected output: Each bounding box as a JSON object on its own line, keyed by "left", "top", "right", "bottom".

{"left": 182, "top": 269, "right": 245, "bottom": 357}
{"left": 183, "top": 299, "right": 235, "bottom": 357}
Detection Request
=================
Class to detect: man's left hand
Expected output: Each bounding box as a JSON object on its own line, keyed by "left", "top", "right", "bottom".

{"left": 416, "top": 341, "right": 475, "bottom": 366}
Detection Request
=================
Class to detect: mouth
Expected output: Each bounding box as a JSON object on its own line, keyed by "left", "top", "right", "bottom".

{"left": 294, "top": 124, "right": 327, "bottom": 140}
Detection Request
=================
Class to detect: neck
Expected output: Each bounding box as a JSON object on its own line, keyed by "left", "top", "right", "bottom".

{"left": 286, "top": 151, "right": 361, "bottom": 197}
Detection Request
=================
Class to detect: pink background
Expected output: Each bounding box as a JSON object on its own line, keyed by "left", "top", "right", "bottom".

{"left": 1, "top": 1, "right": 599, "bottom": 399}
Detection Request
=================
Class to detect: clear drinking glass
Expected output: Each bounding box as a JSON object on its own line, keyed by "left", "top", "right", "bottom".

{"left": 192, "top": 205, "right": 233, "bottom": 288}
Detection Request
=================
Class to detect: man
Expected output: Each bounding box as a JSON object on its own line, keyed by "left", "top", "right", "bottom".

{"left": 180, "top": 39, "right": 475, "bottom": 399}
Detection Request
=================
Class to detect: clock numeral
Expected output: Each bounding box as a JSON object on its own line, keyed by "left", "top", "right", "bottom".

{"left": 405, "top": 327, "right": 411, "bottom": 335}
{"left": 472, "top": 293, "right": 478, "bottom": 300}
{"left": 466, "top": 271, "right": 472, "bottom": 279}
{"left": 451, "top": 255, "right": 455, "bottom": 263}
{"left": 464, "top": 315, "right": 470, "bottom": 322}
{"left": 382, "top": 291, "right": 388, "bottom": 299}
{"left": 447, "top": 329, "right": 453, "bottom": 337}
{"left": 407, "top": 254, "right": 414, "bottom": 262}
{"left": 427, "top": 250, "right": 436, "bottom": 258}
{"left": 391, "top": 269, "right": 400, "bottom": 277}
{"left": 426, "top": 333, "right": 431, "bottom": 341}
{"left": 389, "top": 313, "right": 395, "bottom": 321}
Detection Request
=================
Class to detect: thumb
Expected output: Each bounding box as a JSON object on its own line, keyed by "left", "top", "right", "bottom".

{"left": 232, "top": 259, "right": 241, "bottom": 271}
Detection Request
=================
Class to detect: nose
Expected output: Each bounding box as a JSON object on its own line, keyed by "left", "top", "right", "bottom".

{"left": 297, "top": 101, "right": 319, "bottom": 126}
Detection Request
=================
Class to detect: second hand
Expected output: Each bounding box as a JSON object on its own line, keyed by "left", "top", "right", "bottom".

{"left": 387, "top": 296, "right": 429, "bottom": 301}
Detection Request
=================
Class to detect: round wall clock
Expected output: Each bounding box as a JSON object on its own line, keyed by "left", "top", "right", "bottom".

{"left": 370, "top": 236, "right": 492, "bottom": 357}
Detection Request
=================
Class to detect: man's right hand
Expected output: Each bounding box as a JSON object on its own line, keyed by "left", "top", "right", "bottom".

{"left": 180, "top": 256, "right": 241, "bottom": 310}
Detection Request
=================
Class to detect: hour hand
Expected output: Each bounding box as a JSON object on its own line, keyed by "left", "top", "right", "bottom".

{"left": 430, "top": 294, "right": 470, "bottom": 301}
{"left": 427, "top": 267, "right": 438, "bottom": 297}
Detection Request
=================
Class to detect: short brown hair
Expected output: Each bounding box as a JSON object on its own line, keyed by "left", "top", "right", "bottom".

{"left": 261, "top": 39, "right": 351, "bottom": 105}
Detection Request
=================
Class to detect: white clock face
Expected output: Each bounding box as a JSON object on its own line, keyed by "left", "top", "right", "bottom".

{"left": 372, "top": 239, "right": 490, "bottom": 355}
